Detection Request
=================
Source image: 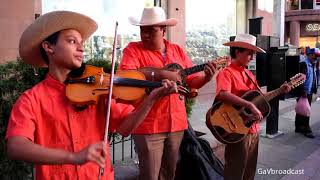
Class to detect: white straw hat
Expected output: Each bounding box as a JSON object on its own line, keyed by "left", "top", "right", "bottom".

{"left": 129, "top": 7, "right": 177, "bottom": 26}
{"left": 223, "top": 34, "right": 266, "bottom": 53}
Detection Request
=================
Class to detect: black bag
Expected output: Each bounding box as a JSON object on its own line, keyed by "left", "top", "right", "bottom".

{"left": 175, "top": 124, "right": 224, "bottom": 180}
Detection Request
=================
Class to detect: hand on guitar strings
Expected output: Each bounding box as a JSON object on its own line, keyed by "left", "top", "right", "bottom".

{"left": 203, "top": 61, "right": 217, "bottom": 82}
{"left": 247, "top": 103, "right": 263, "bottom": 121}
{"left": 161, "top": 70, "right": 182, "bottom": 84}
{"left": 149, "top": 79, "right": 178, "bottom": 99}
{"left": 280, "top": 81, "right": 292, "bottom": 93}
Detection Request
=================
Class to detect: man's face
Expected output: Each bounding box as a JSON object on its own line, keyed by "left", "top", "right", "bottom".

{"left": 140, "top": 26, "right": 165, "bottom": 50}
{"left": 236, "top": 49, "right": 254, "bottom": 66}
{"left": 47, "top": 29, "right": 84, "bottom": 69}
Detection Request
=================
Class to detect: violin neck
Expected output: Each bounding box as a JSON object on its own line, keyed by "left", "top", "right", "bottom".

{"left": 114, "top": 77, "right": 162, "bottom": 88}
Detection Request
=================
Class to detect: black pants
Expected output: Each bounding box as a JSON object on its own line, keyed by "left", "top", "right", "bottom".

{"left": 295, "top": 94, "right": 312, "bottom": 132}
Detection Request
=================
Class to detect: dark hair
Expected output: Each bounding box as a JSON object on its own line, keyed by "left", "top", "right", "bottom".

{"left": 230, "top": 47, "right": 246, "bottom": 58}
{"left": 40, "top": 31, "right": 61, "bottom": 64}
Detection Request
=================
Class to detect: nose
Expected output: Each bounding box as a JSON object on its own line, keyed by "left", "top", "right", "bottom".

{"left": 77, "top": 43, "right": 84, "bottom": 52}
{"left": 141, "top": 32, "right": 150, "bottom": 39}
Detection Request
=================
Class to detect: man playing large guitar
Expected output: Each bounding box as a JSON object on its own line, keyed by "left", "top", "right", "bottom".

{"left": 214, "top": 34, "right": 291, "bottom": 180}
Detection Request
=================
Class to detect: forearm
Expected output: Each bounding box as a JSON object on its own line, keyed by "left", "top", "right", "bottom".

{"left": 188, "top": 73, "right": 208, "bottom": 89}
{"left": 7, "top": 136, "right": 74, "bottom": 165}
{"left": 216, "top": 91, "right": 251, "bottom": 108}
{"left": 116, "top": 93, "right": 160, "bottom": 137}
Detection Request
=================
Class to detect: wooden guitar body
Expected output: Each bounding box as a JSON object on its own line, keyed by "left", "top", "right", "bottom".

{"left": 206, "top": 90, "right": 271, "bottom": 144}
{"left": 206, "top": 73, "right": 305, "bottom": 144}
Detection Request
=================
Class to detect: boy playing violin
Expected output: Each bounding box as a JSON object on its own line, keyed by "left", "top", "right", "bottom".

{"left": 6, "top": 11, "right": 177, "bottom": 180}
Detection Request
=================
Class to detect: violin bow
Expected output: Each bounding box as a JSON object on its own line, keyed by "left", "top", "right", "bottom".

{"left": 98, "top": 21, "right": 118, "bottom": 180}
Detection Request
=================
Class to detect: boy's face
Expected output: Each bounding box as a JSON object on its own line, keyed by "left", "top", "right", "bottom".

{"left": 49, "top": 29, "right": 84, "bottom": 69}
{"left": 236, "top": 49, "right": 254, "bottom": 66}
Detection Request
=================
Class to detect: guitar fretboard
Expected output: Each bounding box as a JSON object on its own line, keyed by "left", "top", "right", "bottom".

{"left": 265, "top": 88, "right": 284, "bottom": 102}
{"left": 183, "top": 64, "right": 206, "bottom": 76}
{"left": 265, "top": 82, "right": 295, "bottom": 102}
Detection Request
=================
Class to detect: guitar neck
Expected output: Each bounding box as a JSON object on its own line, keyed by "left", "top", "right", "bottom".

{"left": 183, "top": 64, "right": 206, "bottom": 76}
{"left": 265, "top": 87, "right": 285, "bottom": 102}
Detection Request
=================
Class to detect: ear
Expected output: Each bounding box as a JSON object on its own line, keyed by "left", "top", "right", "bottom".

{"left": 42, "top": 41, "right": 54, "bottom": 54}
{"left": 162, "top": 27, "right": 167, "bottom": 37}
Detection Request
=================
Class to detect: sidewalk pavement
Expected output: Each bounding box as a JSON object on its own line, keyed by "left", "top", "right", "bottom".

{"left": 255, "top": 99, "right": 320, "bottom": 180}
{"left": 114, "top": 80, "right": 320, "bottom": 180}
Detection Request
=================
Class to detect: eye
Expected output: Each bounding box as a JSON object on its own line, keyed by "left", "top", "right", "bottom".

{"left": 69, "top": 39, "right": 76, "bottom": 44}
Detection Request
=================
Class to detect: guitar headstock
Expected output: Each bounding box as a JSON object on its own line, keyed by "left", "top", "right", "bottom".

{"left": 214, "top": 56, "right": 231, "bottom": 69}
{"left": 288, "top": 73, "right": 306, "bottom": 88}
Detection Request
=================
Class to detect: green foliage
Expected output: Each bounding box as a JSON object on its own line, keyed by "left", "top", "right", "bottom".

{"left": 0, "top": 59, "right": 47, "bottom": 180}
{"left": 185, "top": 98, "right": 195, "bottom": 118}
{"left": 0, "top": 58, "right": 194, "bottom": 178}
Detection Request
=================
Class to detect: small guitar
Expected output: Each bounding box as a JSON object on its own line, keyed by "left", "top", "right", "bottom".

{"left": 139, "top": 56, "right": 230, "bottom": 97}
{"left": 205, "top": 73, "right": 306, "bottom": 144}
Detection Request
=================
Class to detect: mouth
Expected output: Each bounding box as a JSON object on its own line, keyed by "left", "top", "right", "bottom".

{"left": 142, "top": 38, "right": 151, "bottom": 42}
{"left": 74, "top": 55, "right": 83, "bottom": 62}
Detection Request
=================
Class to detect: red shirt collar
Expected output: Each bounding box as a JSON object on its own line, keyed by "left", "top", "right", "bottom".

{"left": 230, "top": 62, "right": 246, "bottom": 72}
{"left": 44, "top": 73, "right": 66, "bottom": 91}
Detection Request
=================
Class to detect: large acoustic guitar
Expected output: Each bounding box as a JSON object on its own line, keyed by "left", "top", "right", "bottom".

{"left": 206, "top": 73, "right": 306, "bottom": 144}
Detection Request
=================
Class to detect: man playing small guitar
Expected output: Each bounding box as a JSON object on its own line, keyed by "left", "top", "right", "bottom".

{"left": 213, "top": 34, "right": 291, "bottom": 180}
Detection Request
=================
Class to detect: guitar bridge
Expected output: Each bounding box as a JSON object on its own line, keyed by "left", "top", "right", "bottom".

{"left": 222, "top": 112, "right": 237, "bottom": 131}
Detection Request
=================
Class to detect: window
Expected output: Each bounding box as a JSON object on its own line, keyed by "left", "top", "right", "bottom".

{"left": 315, "top": 0, "right": 320, "bottom": 9}
{"left": 287, "top": 0, "right": 299, "bottom": 10}
{"left": 301, "top": 0, "right": 313, "bottom": 9}
{"left": 186, "top": 0, "right": 236, "bottom": 64}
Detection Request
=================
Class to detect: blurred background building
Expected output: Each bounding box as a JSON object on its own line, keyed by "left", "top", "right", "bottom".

{"left": 0, "top": 0, "right": 282, "bottom": 65}
{"left": 285, "top": 0, "right": 320, "bottom": 48}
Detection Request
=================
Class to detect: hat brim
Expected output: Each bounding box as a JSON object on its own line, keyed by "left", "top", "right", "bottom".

{"left": 128, "top": 16, "right": 177, "bottom": 26}
{"left": 223, "top": 41, "right": 266, "bottom": 53}
{"left": 19, "top": 11, "right": 98, "bottom": 67}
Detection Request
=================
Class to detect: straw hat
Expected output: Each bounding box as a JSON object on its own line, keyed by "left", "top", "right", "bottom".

{"left": 19, "top": 11, "right": 98, "bottom": 67}
{"left": 129, "top": 7, "right": 177, "bottom": 26}
{"left": 223, "top": 34, "right": 266, "bottom": 53}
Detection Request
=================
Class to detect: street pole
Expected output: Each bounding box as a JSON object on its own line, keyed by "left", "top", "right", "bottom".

{"left": 273, "top": 0, "right": 285, "bottom": 46}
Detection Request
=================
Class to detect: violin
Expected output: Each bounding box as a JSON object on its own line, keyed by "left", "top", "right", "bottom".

{"left": 65, "top": 65, "right": 188, "bottom": 105}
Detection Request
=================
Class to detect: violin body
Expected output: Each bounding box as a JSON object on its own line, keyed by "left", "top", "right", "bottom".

{"left": 66, "top": 65, "right": 161, "bottom": 105}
